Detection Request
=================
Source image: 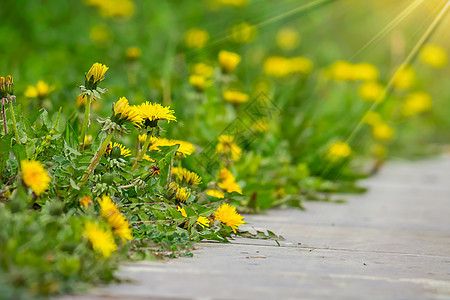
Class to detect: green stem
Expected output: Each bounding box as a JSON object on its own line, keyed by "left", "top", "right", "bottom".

{"left": 79, "top": 94, "right": 91, "bottom": 151}
{"left": 1, "top": 98, "right": 7, "bottom": 135}
{"left": 132, "top": 132, "right": 152, "bottom": 170}
{"left": 80, "top": 132, "right": 113, "bottom": 182}
{"left": 9, "top": 101, "right": 19, "bottom": 142}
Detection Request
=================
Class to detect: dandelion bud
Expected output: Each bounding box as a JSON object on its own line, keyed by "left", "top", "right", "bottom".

{"left": 0, "top": 77, "right": 5, "bottom": 97}
{"left": 85, "top": 62, "right": 109, "bottom": 90}
{"left": 6, "top": 75, "right": 13, "bottom": 95}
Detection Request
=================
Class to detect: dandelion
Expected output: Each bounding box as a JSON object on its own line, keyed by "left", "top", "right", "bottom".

{"left": 177, "top": 206, "right": 188, "bottom": 218}
{"left": 192, "top": 63, "right": 214, "bottom": 78}
{"left": 196, "top": 216, "right": 210, "bottom": 229}
{"left": 206, "top": 189, "right": 225, "bottom": 199}
{"left": 98, "top": 195, "right": 132, "bottom": 242}
{"left": 276, "top": 28, "right": 300, "bottom": 50}
{"left": 289, "top": 57, "right": 313, "bottom": 74}
{"left": 125, "top": 47, "right": 141, "bottom": 61}
{"left": 362, "top": 111, "right": 382, "bottom": 126}
{"left": 189, "top": 75, "right": 211, "bottom": 92}
{"left": 174, "top": 167, "right": 202, "bottom": 186}
{"left": 393, "top": 66, "right": 415, "bottom": 90}
{"left": 150, "top": 138, "right": 195, "bottom": 157}
{"left": 113, "top": 97, "right": 142, "bottom": 124}
{"left": 21, "top": 160, "right": 51, "bottom": 196}
{"left": 352, "top": 63, "right": 379, "bottom": 81}
{"left": 358, "top": 82, "right": 384, "bottom": 102}
{"left": 223, "top": 90, "right": 249, "bottom": 105}
{"left": 230, "top": 22, "right": 257, "bottom": 43}
{"left": 218, "top": 50, "right": 241, "bottom": 74}
{"left": 401, "top": 92, "right": 432, "bottom": 117}
{"left": 326, "top": 61, "right": 354, "bottom": 81}
{"left": 134, "top": 101, "right": 176, "bottom": 128}
{"left": 85, "top": 63, "right": 109, "bottom": 90}
{"left": 216, "top": 135, "right": 242, "bottom": 161}
{"left": 185, "top": 28, "right": 210, "bottom": 48}
{"left": 372, "top": 123, "right": 394, "bottom": 141}
{"left": 217, "top": 168, "right": 242, "bottom": 194}
{"left": 214, "top": 203, "right": 245, "bottom": 233}
{"left": 107, "top": 142, "right": 131, "bottom": 157}
{"left": 80, "top": 195, "right": 93, "bottom": 207}
{"left": 327, "top": 141, "right": 351, "bottom": 160}
{"left": 24, "top": 80, "right": 55, "bottom": 100}
{"left": 175, "top": 187, "right": 191, "bottom": 203}
{"left": 263, "top": 56, "right": 292, "bottom": 77}
{"left": 420, "top": 44, "right": 447, "bottom": 68}
{"left": 84, "top": 221, "right": 117, "bottom": 258}
{"left": 98, "top": 194, "right": 120, "bottom": 219}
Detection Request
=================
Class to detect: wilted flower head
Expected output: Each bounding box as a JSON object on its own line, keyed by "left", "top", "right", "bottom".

{"left": 85, "top": 62, "right": 109, "bottom": 90}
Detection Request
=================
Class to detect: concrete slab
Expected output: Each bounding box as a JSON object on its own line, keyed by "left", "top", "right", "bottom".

{"left": 60, "top": 156, "right": 450, "bottom": 300}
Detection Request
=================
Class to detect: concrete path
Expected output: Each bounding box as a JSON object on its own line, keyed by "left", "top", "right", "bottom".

{"left": 62, "top": 157, "right": 450, "bottom": 300}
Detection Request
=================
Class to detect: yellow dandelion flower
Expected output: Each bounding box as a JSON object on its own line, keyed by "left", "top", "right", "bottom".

{"left": 214, "top": 203, "right": 245, "bottom": 233}
{"left": 113, "top": 97, "right": 142, "bottom": 123}
{"left": 217, "top": 168, "right": 242, "bottom": 194}
{"left": 21, "top": 160, "right": 51, "bottom": 196}
{"left": 185, "top": 28, "right": 210, "bottom": 48}
{"left": 327, "top": 141, "right": 351, "bottom": 160}
{"left": 105, "top": 212, "right": 133, "bottom": 242}
{"left": 189, "top": 74, "right": 211, "bottom": 92}
{"left": 218, "top": 168, "right": 235, "bottom": 183}
{"left": 85, "top": 63, "right": 108, "bottom": 89}
{"left": 289, "top": 56, "right": 313, "bottom": 74}
{"left": 138, "top": 134, "right": 159, "bottom": 147}
{"left": 177, "top": 206, "right": 188, "bottom": 218}
{"left": 393, "top": 66, "right": 415, "bottom": 90}
{"left": 196, "top": 216, "right": 210, "bottom": 229}
{"left": 218, "top": 50, "right": 241, "bottom": 74}
{"left": 24, "top": 81, "right": 55, "bottom": 99}
{"left": 80, "top": 195, "right": 93, "bottom": 207}
{"left": 352, "top": 63, "right": 379, "bottom": 81}
{"left": 358, "top": 81, "right": 384, "bottom": 102}
{"left": 401, "top": 92, "right": 432, "bottom": 117}
{"left": 125, "top": 46, "right": 141, "bottom": 61}
{"left": 362, "top": 111, "right": 382, "bottom": 126}
{"left": 192, "top": 63, "right": 214, "bottom": 78}
{"left": 326, "top": 61, "right": 354, "bottom": 81}
{"left": 263, "top": 56, "right": 292, "bottom": 78}
{"left": 107, "top": 142, "right": 131, "bottom": 157}
{"left": 206, "top": 189, "right": 225, "bottom": 199}
{"left": 276, "top": 28, "right": 300, "bottom": 51}
{"left": 134, "top": 101, "right": 177, "bottom": 128}
{"left": 175, "top": 187, "right": 191, "bottom": 203}
{"left": 223, "top": 90, "right": 249, "bottom": 104}
{"left": 420, "top": 44, "right": 447, "bottom": 68}
{"left": 372, "top": 123, "right": 394, "bottom": 141}
{"left": 84, "top": 222, "right": 117, "bottom": 258}
{"left": 175, "top": 168, "right": 202, "bottom": 186}
{"left": 98, "top": 194, "right": 120, "bottom": 219}
{"left": 230, "top": 22, "right": 258, "bottom": 43}
{"left": 151, "top": 138, "right": 195, "bottom": 157}
{"left": 216, "top": 135, "right": 242, "bottom": 161}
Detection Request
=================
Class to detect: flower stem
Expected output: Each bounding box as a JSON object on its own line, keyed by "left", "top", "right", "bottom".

{"left": 79, "top": 94, "right": 91, "bottom": 151}
{"left": 9, "top": 101, "right": 19, "bottom": 143}
{"left": 132, "top": 132, "right": 152, "bottom": 170}
{"left": 1, "top": 98, "right": 7, "bottom": 135}
{"left": 80, "top": 132, "right": 113, "bottom": 182}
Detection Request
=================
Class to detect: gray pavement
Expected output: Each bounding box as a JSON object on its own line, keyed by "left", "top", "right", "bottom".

{"left": 62, "top": 157, "right": 450, "bottom": 300}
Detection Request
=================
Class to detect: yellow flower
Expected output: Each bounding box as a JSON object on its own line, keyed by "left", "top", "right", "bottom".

{"left": 85, "top": 62, "right": 108, "bottom": 89}
{"left": 189, "top": 75, "right": 211, "bottom": 92}
{"left": 218, "top": 0, "right": 248, "bottom": 7}
{"left": 86, "top": 0, "right": 135, "bottom": 18}
{"left": 185, "top": 28, "right": 210, "bottom": 48}
{"left": 420, "top": 44, "right": 447, "bottom": 68}
{"left": 196, "top": 216, "right": 210, "bottom": 229}
{"left": 125, "top": 47, "right": 141, "bottom": 61}
{"left": 113, "top": 97, "right": 142, "bottom": 123}
{"left": 362, "top": 111, "right": 382, "bottom": 126}
{"left": 393, "top": 66, "right": 415, "bottom": 90}
{"left": 150, "top": 138, "right": 195, "bottom": 157}
{"left": 230, "top": 22, "right": 258, "bottom": 43}
{"left": 177, "top": 206, "right": 188, "bottom": 218}
{"left": 263, "top": 56, "right": 292, "bottom": 77}
{"left": 134, "top": 101, "right": 177, "bottom": 128}
{"left": 326, "top": 61, "right": 354, "bottom": 81}
{"left": 223, "top": 90, "right": 249, "bottom": 104}
{"left": 175, "top": 187, "right": 191, "bottom": 203}
{"left": 276, "top": 28, "right": 300, "bottom": 50}
{"left": 173, "top": 167, "right": 202, "bottom": 186}
{"left": 358, "top": 81, "right": 384, "bottom": 102}
{"left": 372, "top": 123, "right": 394, "bottom": 141}
{"left": 217, "top": 168, "right": 242, "bottom": 194}
{"left": 21, "top": 160, "right": 51, "bottom": 196}
{"left": 214, "top": 203, "right": 245, "bottom": 233}
{"left": 107, "top": 142, "right": 131, "bottom": 157}
{"left": 80, "top": 195, "right": 93, "bottom": 207}
{"left": 253, "top": 118, "right": 269, "bottom": 132}
{"left": 24, "top": 81, "right": 55, "bottom": 99}
{"left": 352, "top": 63, "right": 379, "bottom": 81}
{"left": 216, "top": 135, "right": 242, "bottom": 161}
{"left": 76, "top": 95, "right": 88, "bottom": 107}
{"left": 84, "top": 222, "right": 117, "bottom": 258}
{"left": 218, "top": 50, "right": 241, "bottom": 73}
{"left": 206, "top": 189, "right": 225, "bottom": 199}
{"left": 401, "top": 92, "right": 432, "bottom": 117}
{"left": 138, "top": 134, "right": 159, "bottom": 147}
{"left": 98, "top": 195, "right": 120, "bottom": 219}
{"left": 289, "top": 57, "right": 313, "bottom": 74}
{"left": 192, "top": 63, "right": 214, "bottom": 78}
{"left": 327, "top": 141, "right": 351, "bottom": 160}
